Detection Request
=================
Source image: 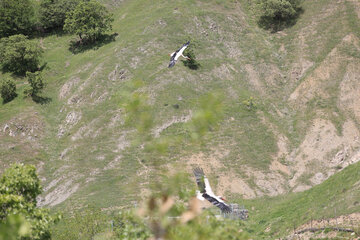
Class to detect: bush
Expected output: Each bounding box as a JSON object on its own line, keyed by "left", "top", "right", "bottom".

{"left": 257, "top": 0, "right": 303, "bottom": 31}
{"left": 39, "top": 0, "right": 80, "bottom": 31}
{"left": 64, "top": 0, "right": 114, "bottom": 43}
{"left": 0, "top": 164, "right": 59, "bottom": 240}
{"left": 0, "top": 35, "right": 43, "bottom": 75}
{"left": 0, "top": 0, "right": 35, "bottom": 38}
{"left": 0, "top": 78, "right": 17, "bottom": 103}
{"left": 24, "top": 71, "right": 45, "bottom": 97}
{"left": 183, "top": 46, "right": 200, "bottom": 70}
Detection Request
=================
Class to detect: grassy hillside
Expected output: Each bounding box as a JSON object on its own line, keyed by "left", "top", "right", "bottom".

{"left": 242, "top": 160, "right": 360, "bottom": 238}
{"left": 1, "top": 0, "right": 360, "bottom": 237}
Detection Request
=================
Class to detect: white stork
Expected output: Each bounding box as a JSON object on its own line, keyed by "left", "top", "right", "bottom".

{"left": 193, "top": 167, "right": 232, "bottom": 214}
{"left": 168, "top": 41, "right": 190, "bottom": 68}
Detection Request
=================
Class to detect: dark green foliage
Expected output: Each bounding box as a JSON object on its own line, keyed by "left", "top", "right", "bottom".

{"left": 0, "top": 78, "right": 17, "bottom": 103}
{"left": 64, "top": 0, "right": 114, "bottom": 43}
{"left": 0, "top": 34, "right": 43, "bottom": 75}
{"left": 0, "top": 0, "right": 35, "bottom": 38}
{"left": 39, "top": 0, "right": 79, "bottom": 31}
{"left": 182, "top": 45, "right": 200, "bottom": 70}
{"left": 0, "top": 164, "right": 59, "bottom": 240}
{"left": 257, "top": 0, "right": 303, "bottom": 31}
{"left": 24, "top": 71, "right": 45, "bottom": 97}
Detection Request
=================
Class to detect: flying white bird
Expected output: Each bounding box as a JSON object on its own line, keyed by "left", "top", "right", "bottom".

{"left": 193, "top": 167, "right": 232, "bottom": 214}
{"left": 168, "top": 41, "right": 190, "bottom": 68}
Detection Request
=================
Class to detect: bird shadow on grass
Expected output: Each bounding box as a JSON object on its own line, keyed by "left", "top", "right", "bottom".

{"left": 69, "top": 33, "right": 118, "bottom": 54}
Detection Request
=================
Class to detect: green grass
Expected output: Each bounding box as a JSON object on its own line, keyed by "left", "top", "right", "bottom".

{"left": 241, "top": 161, "right": 360, "bottom": 238}
{"left": 1, "top": 0, "right": 360, "bottom": 238}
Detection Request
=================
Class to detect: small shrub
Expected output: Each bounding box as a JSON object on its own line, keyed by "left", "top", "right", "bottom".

{"left": 242, "top": 97, "right": 257, "bottom": 110}
{"left": 0, "top": 78, "right": 17, "bottom": 103}
{"left": 24, "top": 71, "right": 45, "bottom": 97}
{"left": 183, "top": 45, "right": 200, "bottom": 70}
{"left": 257, "top": 0, "right": 303, "bottom": 31}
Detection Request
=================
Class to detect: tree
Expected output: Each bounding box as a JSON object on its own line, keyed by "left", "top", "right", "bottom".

{"left": 0, "top": 164, "right": 59, "bottom": 240}
{"left": 24, "top": 71, "right": 45, "bottom": 97}
{"left": 0, "top": 34, "right": 43, "bottom": 74}
{"left": 39, "top": 0, "right": 80, "bottom": 31}
{"left": 0, "top": 0, "right": 35, "bottom": 38}
{"left": 257, "top": 0, "right": 302, "bottom": 31}
{"left": 0, "top": 78, "right": 17, "bottom": 103}
{"left": 64, "top": 0, "right": 113, "bottom": 43}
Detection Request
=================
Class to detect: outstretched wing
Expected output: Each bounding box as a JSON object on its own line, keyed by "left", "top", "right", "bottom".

{"left": 177, "top": 41, "right": 190, "bottom": 58}
{"left": 193, "top": 167, "right": 206, "bottom": 193}
{"left": 203, "top": 193, "right": 232, "bottom": 214}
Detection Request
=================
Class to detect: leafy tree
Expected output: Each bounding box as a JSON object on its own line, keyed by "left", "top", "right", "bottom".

{"left": 257, "top": 0, "right": 302, "bottom": 31}
{"left": 39, "top": 0, "right": 80, "bottom": 31}
{"left": 64, "top": 0, "right": 114, "bottom": 43}
{"left": 0, "top": 34, "right": 43, "bottom": 74}
{"left": 0, "top": 78, "right": 17, "bottom": 103}
{"left": 0, "top": 0, "right": 35, "bottom": 38}
{"left": 0, "top": 164, "right": 60, "bottom": 240}
{"left": 24, "top": 71, "right": 45, "bottom": 97}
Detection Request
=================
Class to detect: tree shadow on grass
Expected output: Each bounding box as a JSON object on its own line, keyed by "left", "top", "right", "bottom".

{"left": 69, "top": 33, "right": 118, "bottom": 54}
{"left": 3, "top": 62, "right": 48, "bottom": 78}
{"left": 2, "top": 93, "right": 18, "bottom": 104}
{"left": 31, "top": 95, "right": 52, "bottom": 105}
{"left": 258, "top": 7, "right": 304, "bottom": 33}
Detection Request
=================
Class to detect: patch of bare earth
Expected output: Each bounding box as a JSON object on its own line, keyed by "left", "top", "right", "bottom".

{"left": 288, "top": 118, "right": 360, "bottom": 191}
{"left": 289, "top": 34, "right": 358, "bottom": 107}
{"left": 152, "top": 112, "right": 192, "bottom": 138}
{"left": 289, "top": 47, "right": 343, "bottom": 106}
{"left": 0, "top": 110, "right": 45, "bottom": 171}
{"left": 38, "top": 179, "right": 80, "bottom": 207}
{"left": 183, "top": 149, "right": 256, "bottom": 199}
{"left": 338, "top": 62, "right": 360, "bottom": 122}
{"left": 244, "top": 64, "right": 265, "bottom": 94}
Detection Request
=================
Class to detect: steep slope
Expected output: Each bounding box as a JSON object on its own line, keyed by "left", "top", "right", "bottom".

{"left": 0, "top": 0, "right": 359, "bottom": 213}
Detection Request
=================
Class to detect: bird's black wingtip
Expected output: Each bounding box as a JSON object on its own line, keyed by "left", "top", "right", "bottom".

{"left": 168, "top": 61, "right": 175, "bottom": 68}
{"left": 193, "top": 167, "right": 204, "bottom": 176}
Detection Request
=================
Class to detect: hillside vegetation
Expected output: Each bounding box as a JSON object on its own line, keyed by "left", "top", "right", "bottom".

{"left": 1, "top": 0, "right": 360, "bottom": 238}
